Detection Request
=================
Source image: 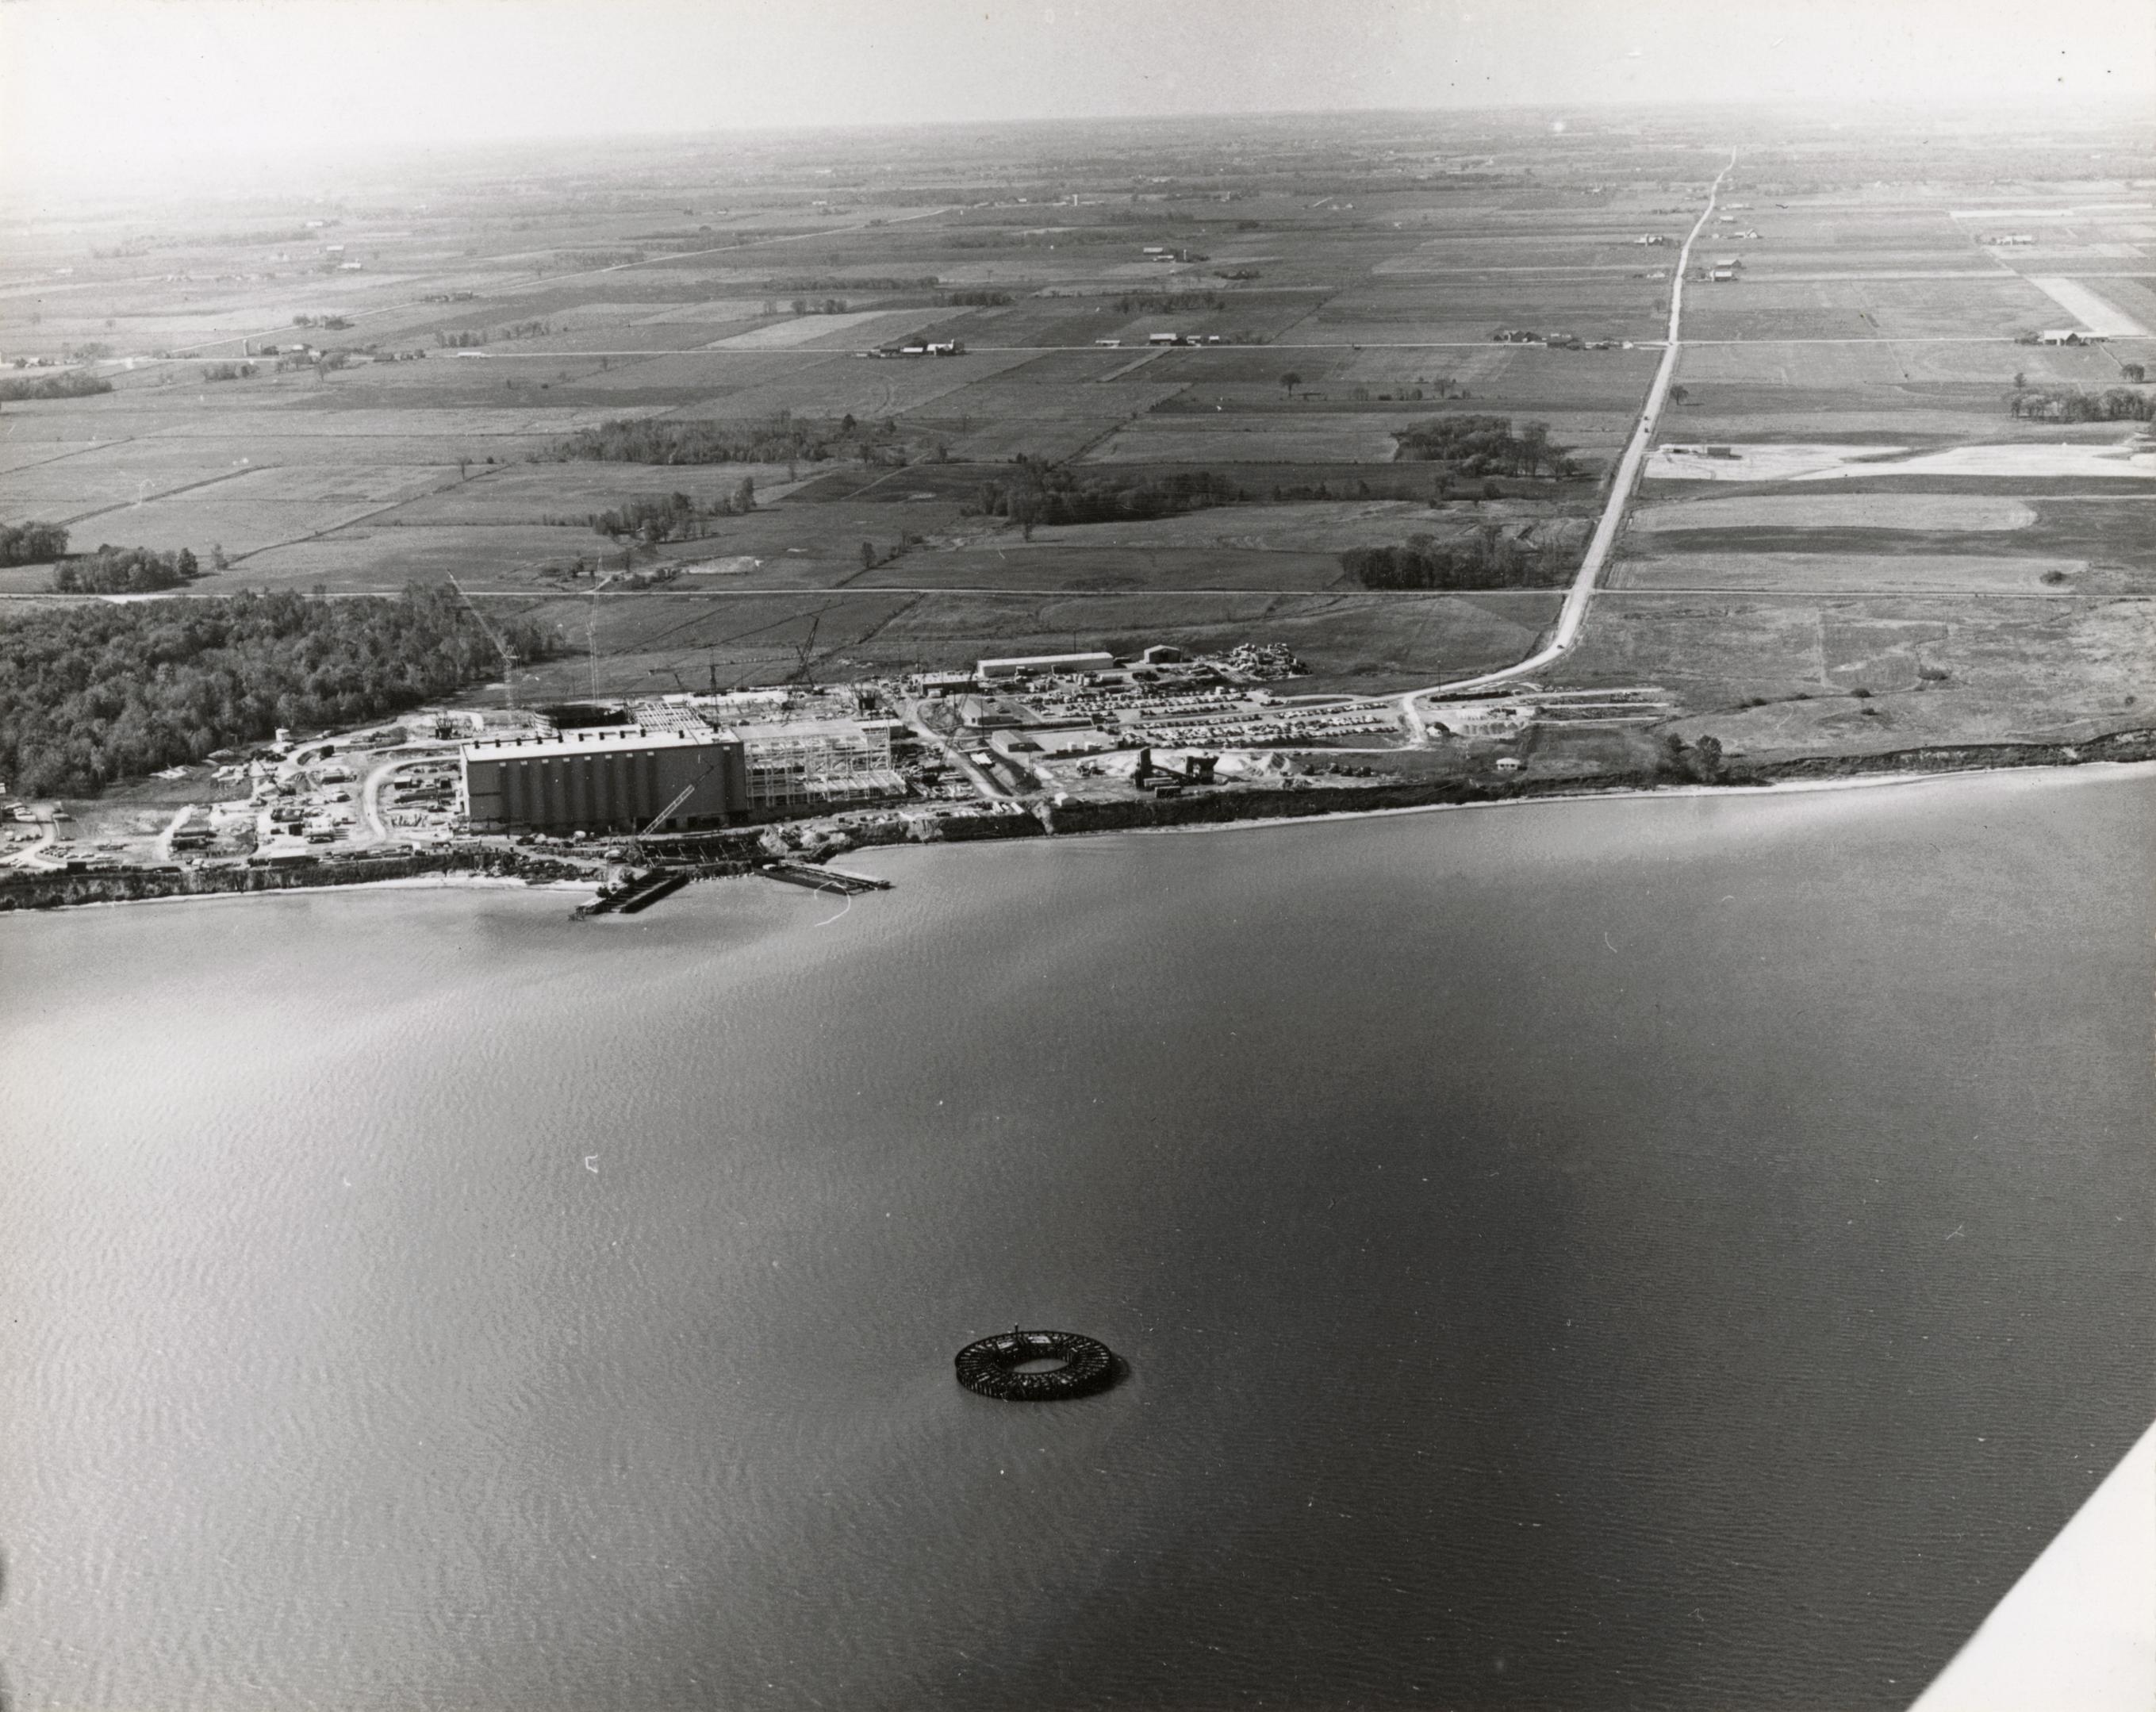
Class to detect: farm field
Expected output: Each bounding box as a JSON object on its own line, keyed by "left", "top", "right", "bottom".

{"left": 841, "top": 544, "right": 1348, "bottom": 593}
{"left": 1554, "top": 593, "right": 2154, "bottom": 754}
{"left": 2, "top": 108, "right": 2150, "bottom": 759}
{"left": 478, "top": 585, "right": 1565, "bottom": 701}
{"left": 1632, "top": 493, "right": 2040, "bottom": 532}
{"left": 1647, "top": 442, "right": 2156, "bottom": 482}
{"left": 1606, "top": 551, "right": 2104, "bottom": 594}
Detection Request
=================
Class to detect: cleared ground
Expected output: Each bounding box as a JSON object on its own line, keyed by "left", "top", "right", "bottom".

{"left": 1632, "top": 494, "right": 2039, "bottom": 532}
{"left": 1648, "top": 443, "right": 2156, "bottom": 482}
{"left": 2026, "top": 277, "right": 2150, "bottom": 337}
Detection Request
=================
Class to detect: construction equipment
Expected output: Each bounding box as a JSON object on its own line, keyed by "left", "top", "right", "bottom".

{"left": 585, "top": 568, "right": 623, "bottom": 700}
{"left": 447, "top": 574, "right": 520, "bottom": 709}
{"left": 787, "top": 611, "right": 824, "bottom": 690}
{"left": 619, "top": 784, "right": 696, "bottom": 866}
{"left": 1134, "top": 748, "right": 1218, "bottom": 790}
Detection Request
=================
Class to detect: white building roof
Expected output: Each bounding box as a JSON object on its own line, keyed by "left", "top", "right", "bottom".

{"left": 462, "top": 726, "right": 739, "bottom": 764}
{"left": 978, "top": 651, "right": 1116, "bottom": 673}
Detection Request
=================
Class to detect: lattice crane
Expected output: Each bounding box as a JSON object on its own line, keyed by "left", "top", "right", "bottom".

{"left": 447, "top": 574, "right": 520, "bottom": 709}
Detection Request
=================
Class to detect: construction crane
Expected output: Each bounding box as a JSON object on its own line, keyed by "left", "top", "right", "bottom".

{"left": 585, "top": 568, "right": 623, "bottom": 701}
{"left": 617, "top": 783, "right": 696, "bottom": 867}
{"left": 447, "top": 574, "right": 520, "bottom": 709}
{"left": 787, "top": 610, "right": 824, "bottom": 693}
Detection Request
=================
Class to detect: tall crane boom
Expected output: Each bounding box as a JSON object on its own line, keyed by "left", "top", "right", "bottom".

{"left": 447, "top": 574, "right": 520, "bottom": 708}
{"left": 618, "top": 782, "right": 697, "bottom": 866}
{"left": 639, "top": 785, "right": 696, "bottom": 839}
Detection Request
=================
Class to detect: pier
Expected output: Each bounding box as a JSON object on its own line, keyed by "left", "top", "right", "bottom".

{"left": 760, "top": 862, "right": 892, "bottom": 896}
{"left": 575, "top": 869, "right": 686, "bottom": 918}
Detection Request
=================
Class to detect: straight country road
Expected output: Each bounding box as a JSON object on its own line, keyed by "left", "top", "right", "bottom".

{"left": 1401, "top": 151, "right": 1737, "bottom": 735}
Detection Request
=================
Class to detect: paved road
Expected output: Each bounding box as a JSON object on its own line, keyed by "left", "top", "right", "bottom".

{"left": 151, "top": 803, "right": 194, "bottom": 862}
{"left": 359, "top": 756, "right": 400, "bottom": 843}
{"left": 1401, "top": 153, "right": 1737, "bottom": 736}
{"left": 900, "top": 695, "right": 1011, "bottom": 799}
{"left": 3, "top": 812, "right": 58, "bottom": 869}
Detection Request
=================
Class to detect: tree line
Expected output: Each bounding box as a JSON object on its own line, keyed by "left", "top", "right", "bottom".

{"left": 2007, "top": 385, "right": 2152, "bottom": 423}
{"left": 0, "top": 521, "right": 70, "bottom": 566}
{"left": 0, "top": 585, "right": 558, "bottom": 797}
{"left": 51, "top": 544, "right": 203, "bottom": 593}
{"left": 764, "top": 274, "right": 942, "bottom": 293}
{"left": 0, "top": 370, "right": 113, "bottom": 402}
{"left": 1112, "top": 290, "right": 1226, "bottom": 315}
{"left": 547, "top": 413, "right": 925, "bottom": 469}
{"left": 973, "top": 461, "right": 1243, "bottom": 535}
{"left": 1391, "top": 415, "right": 1577, "bottom": 478}
{"left": 569, "top": 482, "right": 757, "bottom": 543}
{"left": 1341, "top": 529, "right": 1574, "bottom": 591}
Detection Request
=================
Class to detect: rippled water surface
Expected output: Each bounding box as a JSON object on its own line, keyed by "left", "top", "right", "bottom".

{"left": 2, "top": 770, "right": 2150, "bottom": 1710}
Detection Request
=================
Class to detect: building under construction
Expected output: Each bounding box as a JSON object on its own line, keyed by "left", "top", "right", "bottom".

{"left": 461, "top": 713, "right": 905, "bottom": 831}
{"left": 742, "top": 719, "right": 906, "bottom": 811}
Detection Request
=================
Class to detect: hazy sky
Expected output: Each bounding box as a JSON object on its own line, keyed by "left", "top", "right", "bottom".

{"left": 4, "top": 0, "right": 2151, "bottom": 197}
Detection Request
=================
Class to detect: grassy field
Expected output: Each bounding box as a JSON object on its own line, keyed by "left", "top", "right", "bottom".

{"left": 478, "top": 585, "right": 1563, "bottom": 702}
{"left": 1607, "top": 551, "right": 2118, "bottom": 595}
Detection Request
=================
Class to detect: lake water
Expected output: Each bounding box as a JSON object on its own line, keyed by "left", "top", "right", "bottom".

{"left": 3, "top": 770, "right": 2150, "bottom": 1710}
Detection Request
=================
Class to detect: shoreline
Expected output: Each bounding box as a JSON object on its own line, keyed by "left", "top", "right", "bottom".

{"left": 6, "top": 745, "right": 2153, "bottom": 917}
{"left": 3, "top": 871, "right": 600, "bottom": 914}
{"left": 1087, "top": 754, "right": 2156, "bottom": 845}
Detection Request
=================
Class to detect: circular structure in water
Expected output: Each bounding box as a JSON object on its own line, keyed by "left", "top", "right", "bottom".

{"left": 954, "top": 1329, "right": 1118, "bottom": 1402}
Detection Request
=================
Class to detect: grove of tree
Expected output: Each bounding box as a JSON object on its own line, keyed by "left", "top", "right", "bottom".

{"left": 0, "top": 585, "right": 558, "bottom": 797}
{"left": 0, "top": 370, "right": 113, "bottom": 402}
{"left": 0, "top": 521, "right": 70, "bottom": 566}
{"left": 51, "top": 545, "right": 201, "bottom": 593}
{"left": 973, "top": 461, "right": 1243, "bottom": 535}
{"left": 547, "top": 413, "right": 916, "bottom": 467}
{"left": 2007, "top": 386, "right": 2153, "bottom": 423}
{"left": 1390, "top": 416, "right": 1576, "bottom": 478}
{"left": 1341, "top": 528, "right": 1575, "bottom": 591}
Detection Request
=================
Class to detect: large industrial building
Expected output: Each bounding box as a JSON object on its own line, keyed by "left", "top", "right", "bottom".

{"left": 461, "top": 726, "right": 748, "bottom": 833}
{"left": 460, "top": 710, "right": 907, "bottom": 833}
